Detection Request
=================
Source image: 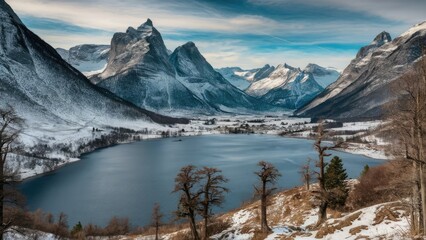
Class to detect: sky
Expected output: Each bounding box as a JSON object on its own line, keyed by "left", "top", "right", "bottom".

{"left": 6, "top": 0, "right": 426, "bottom": 70}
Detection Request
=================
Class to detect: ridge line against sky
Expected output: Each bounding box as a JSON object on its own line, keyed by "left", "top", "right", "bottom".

{"left": 6, "top": 0, "right": 426, "bottom": 69}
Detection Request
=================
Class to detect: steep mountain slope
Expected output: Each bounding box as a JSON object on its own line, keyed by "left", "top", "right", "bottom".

{"left": 170, "top": 42, "right": 268, "bottom": 112}
{"left": 296, "top": 24, "right": 426, "bottom": 120}
{"left": 216, "top": 67, "right": 258, "bottom": 90}
{"left": 0, "top": 0, "right": 182, "bottom": 132}
{"left": 303, "top": 63, "right": 340, "bottom": 88}
{"left": 56, "top": 44, "right": 110, "bottom": 76}
{"left": 91, "top": 19, "right": 268, "bottom": 115}
{"left": 245, "top": 64, "right": 324, "bottom": 109}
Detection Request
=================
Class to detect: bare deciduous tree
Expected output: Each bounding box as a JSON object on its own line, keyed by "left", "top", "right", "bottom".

{"left": 0, "top": 107, "right": 23, "bottom": 239}
{"left": 197, "top": 167, "right": 228, "bottom": 240}
{"left": 173, "top": 165, "right": 201, "bottom": 240}
{"left": 254, "top": 161, "right": 281, "bottom": 233}
{"left": 386, "top": 48, "right": 426, "bottom": 236}
{"left": 312, "top": 122, "right": 345, "bottom": 227}
{"left": 299, "top": 158, "right": 312, "bottom": 190}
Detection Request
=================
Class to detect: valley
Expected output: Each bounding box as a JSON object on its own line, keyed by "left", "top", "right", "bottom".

{"left": 0, "top": 0, "right": 425, "bottom": 239}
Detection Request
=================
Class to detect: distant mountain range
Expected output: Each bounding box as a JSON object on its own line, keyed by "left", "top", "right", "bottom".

{"left": 217, "top": 63, "right": 340, "bottom": 109}
{"left": 296, "top": 23, "right": 426, "bottom": 120}
{"left": 217, "top": 63, "right": 339, "bottom": 91}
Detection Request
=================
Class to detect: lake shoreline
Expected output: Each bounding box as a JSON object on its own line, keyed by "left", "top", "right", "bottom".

{"left": 18, "top": 130, "right": 388, "bottom": 182}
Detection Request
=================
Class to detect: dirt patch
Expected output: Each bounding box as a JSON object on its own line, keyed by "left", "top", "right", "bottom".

{"left": 315, "top": 211, "right": 362, "bottom": 238}
{"left": 374, "top": 202, "right": 407, "bottom": 225}
{"left": 349, "top": 225, "right": 368, "bottom": 235}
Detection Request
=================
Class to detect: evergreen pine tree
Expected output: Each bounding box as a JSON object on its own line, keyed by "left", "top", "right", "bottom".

{"left": 325, "top": 156, "right": 348, "bottom": 209}
{"left": 360, "top": 164, "right": 369, "bottom": 177}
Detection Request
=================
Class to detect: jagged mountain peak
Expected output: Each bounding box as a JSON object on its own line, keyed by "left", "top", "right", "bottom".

{"left": 140, "top": 18, "right": 153, "bottom": 27}
{"left": 356, "top": 31, "right": 392, "bottom": 59}
{"left": 137, "top": 18, "right": 154, "bottom": 32}
{"left": 182, "top": 41, "right": 196, "bottom": 48}
{"left": 170, "top": 41, "right": 218, "bottom": 79}
{"left": 95, "top": 18, "right": 173, "bottom": 81}
{"left": 372, "top": 31, "right": 392, "bottom": 45}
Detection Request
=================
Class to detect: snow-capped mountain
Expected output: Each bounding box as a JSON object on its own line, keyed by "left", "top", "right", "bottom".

{"left": 215, "top": 67, "right": 258, "bottom": 90}
{"left": 303, "top": 63, "right": 340, "bottom": 88}
{"left": 218, "top": 63, "right": 339, "bottom": 109}
{"left": 245, "top": 63, "right": 324, "bottom": 109}
{"left": 0, "top": 0, "right": 181, "bottom": 132}
{"left": 56, "top": 44, "right": 110, "bottom": 76}
{"left": 296, "top": 23, "right": 426, "bottom": 120}
{"left": 90, "top": 19, "right": 268, "bottom": 115}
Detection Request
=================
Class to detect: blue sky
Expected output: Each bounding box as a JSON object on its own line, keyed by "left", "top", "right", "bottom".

{"left": 6, "top": 0, "right": 426, "bottom": 69}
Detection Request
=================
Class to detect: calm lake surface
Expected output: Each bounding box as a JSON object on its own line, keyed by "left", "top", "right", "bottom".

{"left": 19, "top": 135, "right": 384, "bottom": 227}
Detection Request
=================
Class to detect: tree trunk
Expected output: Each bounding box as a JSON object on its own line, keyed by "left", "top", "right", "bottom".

{"left": 316, "top": 154, "right": 327, "bottom": 227}
{"left": 260, "top": 181, "right": 270, "bottom": 233}
{"left": 0, "top": 159, "right": 4, "bottom": 240}
{"left": 412, "top": 161, "right": 421, "bottom": 235}
{"left": 155, "top": 222, "right": 159, "bottom": 240}
{"left": 260, "top": 195, "right": 269, "bottom": 233}
{"left": 188, "top": 213, "right": 200, "bottom": 240}
{"left": 420, "top": 164, "right": 426, "bottom": 236}
{"left": 202, "top": 216, "right": 208, "bottom": 240}
{"left": 316, "top": 200, "right": 328, "bottom": 227}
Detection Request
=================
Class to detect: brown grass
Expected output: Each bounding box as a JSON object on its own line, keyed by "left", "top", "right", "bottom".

{"left": 315, "top": 211, "right": 362, "bottom": 238}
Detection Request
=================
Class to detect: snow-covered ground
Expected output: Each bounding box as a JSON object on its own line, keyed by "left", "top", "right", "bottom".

{"left": 131, "top": 185, "right": 409, "bottom": 240}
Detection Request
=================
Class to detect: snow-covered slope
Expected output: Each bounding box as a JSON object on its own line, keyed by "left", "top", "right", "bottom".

{"left": 56, "top": 44, "right": 110, "bottom": 76}
{"left": 216, "top": 67, "right": 259, "bottom": 90}
{"left": 303, "top": 63, "right": 340, "bottom": 88}
{"left": 91, "top": 19, "right": 269, "bottom": 115}
{"left": 245, "top": 63, "right": 324, "bottom": 109}
{"left": 296, "top": 24, "right": 426, "bottom": 120}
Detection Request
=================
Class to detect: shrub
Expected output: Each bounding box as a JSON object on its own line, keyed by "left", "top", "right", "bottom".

{"left": 347, "top": 160, "right": 410, "bottom": 210}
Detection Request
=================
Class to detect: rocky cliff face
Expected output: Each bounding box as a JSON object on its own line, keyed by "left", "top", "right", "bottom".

{"left": 296, "top": 23, "right": 426, "bottom": 120}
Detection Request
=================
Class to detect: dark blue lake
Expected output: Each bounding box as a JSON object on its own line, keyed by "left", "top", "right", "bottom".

{"left": 19, "top": 135, "right": 384, "bottom": 227}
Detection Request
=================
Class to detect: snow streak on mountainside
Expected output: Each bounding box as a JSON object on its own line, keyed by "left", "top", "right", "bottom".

{"left": 303, "top": 63, "right": 340, "bottom": 88}
{"left": 56, "top": 44, "right": 110, "bottom": 76}
{"left": 90, "top": 19, "right": 269, "bottom": 115}
{"left": 296, "top": 23, "right": 426, "bottom": 120}
{"left": 0, "top": 0, "right": 184, "bottom": 135}
{"left": 216, "top": 67, "right": 259, "bottom": 90}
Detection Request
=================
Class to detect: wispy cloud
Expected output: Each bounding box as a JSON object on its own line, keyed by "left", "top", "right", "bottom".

{"left": 6, "top": 0, "right": 424, "bottom": 69}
